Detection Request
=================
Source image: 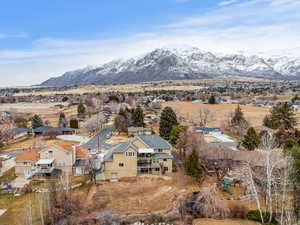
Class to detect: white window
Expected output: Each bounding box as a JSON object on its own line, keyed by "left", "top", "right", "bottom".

{"left": 125, "top": 152, "right": 135, "bottom": 157}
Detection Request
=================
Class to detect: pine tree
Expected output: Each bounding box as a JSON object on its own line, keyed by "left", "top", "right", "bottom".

{"left": 231, "top": 105, "right": 247, "bottom": 126}
{"left": 286, "top": 145, "right": 300, "bottom": 220}
{"left": 169, "top": 125, "right": 187, "bottom": 146}
{"left": 77, "top": 103, "right": 86, "bottom": 117}
{"left": 242, "top": 127, "right": 260, "bottom": 150}
{"left": 31, "top": 114, "right": 44, "bottom": 129}
{"left": 183, "top": 149, "right": 203, "bottom": 182}
{"left": 159, "top": 107, "right": 178, "bottom": 140}
{"left": 58, "top": 112, "right": 68, "bottom": 127}
{"left": 132, "top": 105, "right": 145, "bottom": 127}
{"left": 70, "top": 119, "right": 79, "bottom": 129}
{"left": 267, "top": 102, "right": 296, "bottom": 130}
{"left": 208, "top": 95, "right": 216, "bottom": 104}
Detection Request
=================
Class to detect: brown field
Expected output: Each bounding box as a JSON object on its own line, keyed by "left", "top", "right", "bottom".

{"left": 162, "top": 101, "right": 300, "bottom": 128}
{"left": 13, "top": 84, "right": 205, "bottom": 96}
{"left": 193, "top": 219, "right": 260, "bottom": 225}
{"left": 0, "top": 102, "right": 78, "bottom": 127}
{"left": 11, "top": 78, "right": 268, "bottom": 96}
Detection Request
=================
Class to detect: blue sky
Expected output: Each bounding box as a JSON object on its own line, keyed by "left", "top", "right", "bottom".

{"left": 0, "top": 0, "right": 300, "bottom": 86}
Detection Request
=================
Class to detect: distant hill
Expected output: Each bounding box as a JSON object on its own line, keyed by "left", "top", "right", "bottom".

{"left": 41, "top": 47, "right": 300, "bottom": 86}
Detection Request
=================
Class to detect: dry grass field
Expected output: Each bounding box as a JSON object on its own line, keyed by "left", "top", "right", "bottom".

{"left": 13, "top": 84, "right": 205, "bottom": 96}
{"left": 11, "top": 78, "right": 267, "bottom": 97}
{"left": 162, "top": 101, "right": 300, "bottom": 128}
{"left": 0, "top": 102, "right": 78, "bottom": 127}
{"left": 193, "top": 219, "right": 260, "bottom": 225}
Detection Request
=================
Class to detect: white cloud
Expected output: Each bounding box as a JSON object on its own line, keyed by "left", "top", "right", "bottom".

{"left": 218, "top": 0, "right": 238, "bottom": 6}
{"left": 0, "top": 0, "right": 300, "bottom": 86}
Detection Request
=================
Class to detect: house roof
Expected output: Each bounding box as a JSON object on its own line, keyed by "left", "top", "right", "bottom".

{"left": 195, "top": 128, "right": 221, "bottom": 133}
{"left": 76, "top": 147, "right": 89, "bottom": 157}
{"left": 54, "top": 141, "right": 88, "bottom": 155}
{"left": 54, "top": 140, "right": 78, "bottom": 152}
{"left": 152, "top": 153, "right": 174, "bottom": 159}
{"left": 103, "top": 142, "right": 138, "bottom": 161}
{"left": 11, "top": 128, "right": 31, "bottom": 136}
{"left": 136, "top": 135, "right": 172, "bottom": 149}
{"left": 34, "top": 126, "right": 75, "bottom": 134}
{"left": 16, "top": 149, "right": 39, "bottom": 162}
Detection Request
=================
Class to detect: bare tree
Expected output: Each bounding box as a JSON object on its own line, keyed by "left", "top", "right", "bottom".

{"left": 176, "top": 130, "right": 205, "bottom": 160}
{"left": 199, "top": 107, "right": 214, "bottom": 127}
{"left": 82, "top": 117, "right": 98, "bottom": 134}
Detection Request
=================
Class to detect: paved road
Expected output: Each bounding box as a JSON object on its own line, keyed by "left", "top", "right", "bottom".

{"left": 81, "top": 125, "right": 114, "bottom": 151}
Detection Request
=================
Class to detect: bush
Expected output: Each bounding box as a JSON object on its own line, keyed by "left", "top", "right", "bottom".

{"left": 229, "top": 204, "right": 248, "bottom": 219}
{"left": 246, "top": 210, "right": 276, "bottom": 224}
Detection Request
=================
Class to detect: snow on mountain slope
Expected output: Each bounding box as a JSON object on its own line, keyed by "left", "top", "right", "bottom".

{"left": 41, "top": 47, "right": 300, "bottom": 86}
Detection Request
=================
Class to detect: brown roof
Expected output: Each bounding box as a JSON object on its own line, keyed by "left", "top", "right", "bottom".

{"left": 54, "top": 140, "right": 89, "bottom": 156}
{"left": 76, "top": 147, "right": 89, "bottom": 157}
{"left": 16, "top": 149, "right": 39, "bottom": 162}
{"left": 54, "top": 140, "right": 79, "bottom": 152}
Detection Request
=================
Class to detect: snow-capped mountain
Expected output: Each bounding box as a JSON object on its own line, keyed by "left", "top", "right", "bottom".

{"left": 41, "top": 47, "right": 300, "bottom": 86}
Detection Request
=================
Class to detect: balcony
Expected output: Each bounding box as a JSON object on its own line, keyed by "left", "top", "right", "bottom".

{"left": 35, "top": 167, "right": 55, "bottom": 174}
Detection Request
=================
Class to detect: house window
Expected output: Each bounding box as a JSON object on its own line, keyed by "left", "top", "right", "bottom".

{"left": 163, "top": 159, "right": 167, "bottom": 162}
{"left": 164, "top": 167, "right": 168, "bottom": 171}
{"left": 119, "top": 163, "right": 124, "bottom": 167}
{"left": 158, "top": 149, "right": 163, "bottom": 153}
{"left": 155, "top": 168, "right": 160, "bottom": 171}
{"left": 125, "top": 152, "right": 135, "bottom": 157}
{"left": 23, "top": 162, "right": 27, "bottom": 165}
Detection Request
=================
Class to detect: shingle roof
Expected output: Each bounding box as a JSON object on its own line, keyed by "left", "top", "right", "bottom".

{"left": 152, "top": 153, "right": 174, "bottom": 159}
{"left": 103, "top": 141, "right": 138, "bottom": 161}
{"left": 136, "top": 135, "right": 172, "bottom": 149}
{"left": 16, "top": 149, "right": 39, "bottom": 162}
{"left": 34, "top": 126, "right": 75, "bottom": 134}
{"left": 12, "top": 128, "right": 31, "bottom": 136}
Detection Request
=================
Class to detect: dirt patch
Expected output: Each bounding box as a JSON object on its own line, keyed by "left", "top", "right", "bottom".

{"left": 193, "top": 218, "right": 260, "bottom": 225}
{"left": 80, "top": 171, "right": 198, "bottom": 215}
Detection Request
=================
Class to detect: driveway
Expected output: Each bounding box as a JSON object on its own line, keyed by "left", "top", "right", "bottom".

{"left": 81, "top": 125, "right": 114, "bottom": 151}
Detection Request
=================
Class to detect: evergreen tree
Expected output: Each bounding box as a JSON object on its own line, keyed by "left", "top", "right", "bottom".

{"left": 266, "top": 102, "right": 296, "bottom": 130}
{"left": 58, "top": 112, "right": 68, "bottom": 127}
{"left": 285, "top": 144, "right": 300, "bottom": 220}
{"left": 231, "top": 105, "right": 247, "bottom": 127}
{"left": 31, "top": 114, "right": 44, "bottom": 129}
{"left": 159, "top": 107, "right": 178, "bottom": 140}
{"left": 169, "top": 125, "right": 187, "bottom": 146}
{"left": 208, "top": 95, "right": 216, "bottom": 104}
{"left": 242, "top": 127, "right": 260, "bottom": 150}
{"left": 183, "top": 149, "right": 203, "bottom": 182}
{"left": 132, "top": 105, "right": 145, "bottom": 127}
{"left": 70, "top": 119, "right": 79, "bottom": 129}
{"left": 77, "top": 103, "right": 86, "bottom": 117}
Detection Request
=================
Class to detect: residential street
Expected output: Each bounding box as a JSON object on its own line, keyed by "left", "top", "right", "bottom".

{"left": 81, "top": 125, "right": 114, "bottom": 151}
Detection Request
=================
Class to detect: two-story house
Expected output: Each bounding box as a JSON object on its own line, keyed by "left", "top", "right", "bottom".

{"left": 15, "top": 141, "right": 90, "bottom": 179}
{"left": 37, "top": 141, "right": 89, "bottom": 176}
{"left": 15, "top": 149, "right": 40, "bottom": 178}
{"left": 103, "top": 135, "right": 173, "bottom": 180}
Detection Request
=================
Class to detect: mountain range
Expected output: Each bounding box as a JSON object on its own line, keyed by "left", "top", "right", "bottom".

{"left": 41, "top": 47, "right": 300, "bottom": 86}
